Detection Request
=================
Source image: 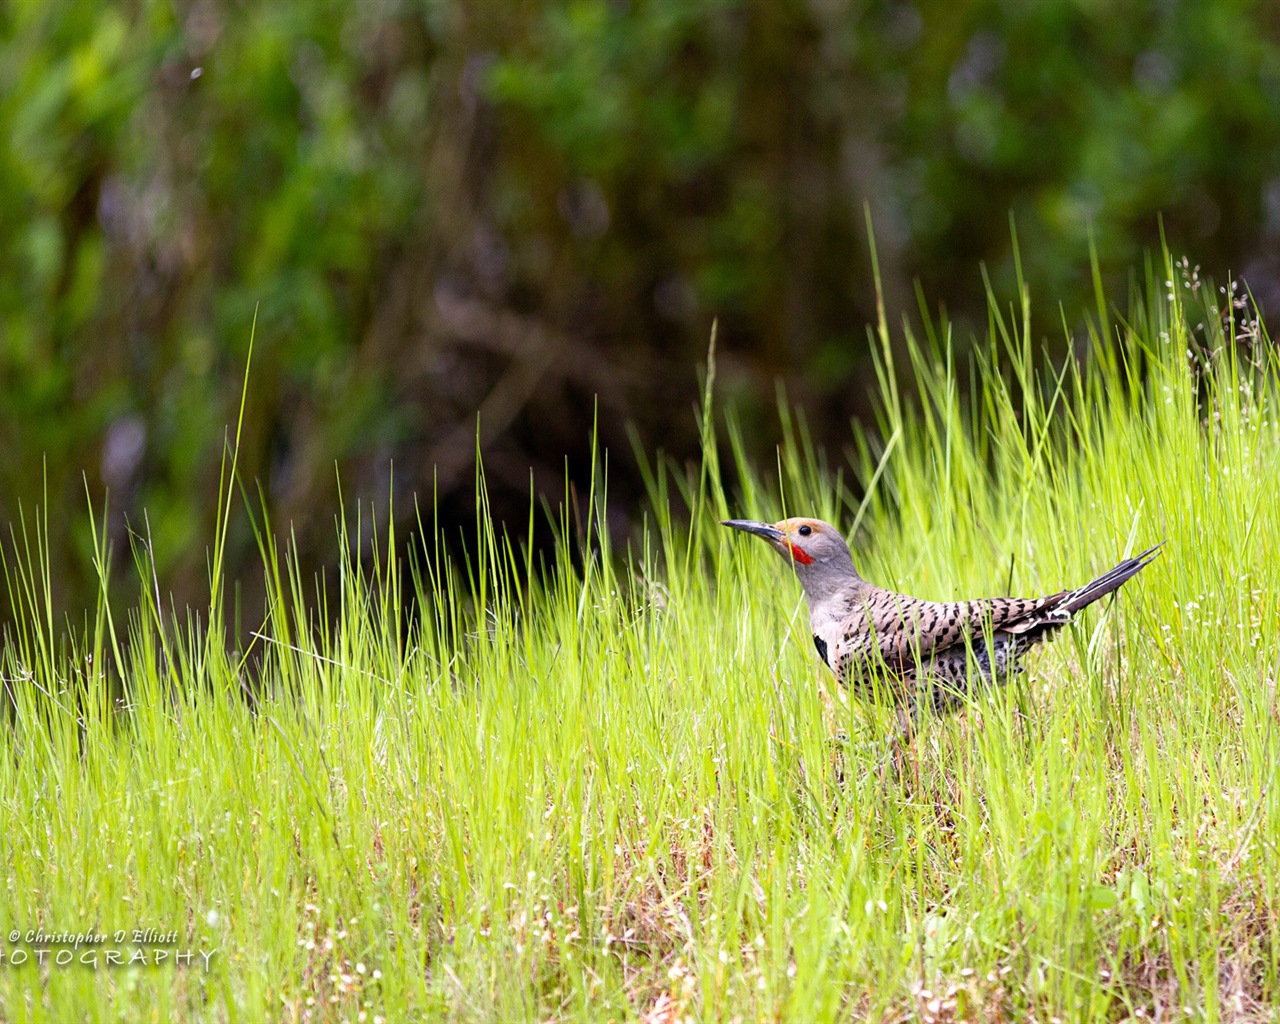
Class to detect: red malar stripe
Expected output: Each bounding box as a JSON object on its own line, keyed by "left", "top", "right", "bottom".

{"left": 789, "top": 544, "right": 814, "bottom": 565}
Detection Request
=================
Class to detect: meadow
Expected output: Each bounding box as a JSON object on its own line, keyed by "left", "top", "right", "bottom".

{"left": 1, "top": 254, "right": 1277, "bottom": 1022}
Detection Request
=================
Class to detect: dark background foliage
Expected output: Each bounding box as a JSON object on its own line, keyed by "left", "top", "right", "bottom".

{"left": 2, "top": 0, "right": 1278, "bottom": 623}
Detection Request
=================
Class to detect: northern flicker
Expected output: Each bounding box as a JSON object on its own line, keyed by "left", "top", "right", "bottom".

{"left": 723, "top": 517, "right": 1159, "bottom": 719}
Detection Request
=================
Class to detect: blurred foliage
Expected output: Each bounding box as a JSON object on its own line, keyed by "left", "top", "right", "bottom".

{"left": 1, "top": 0, "right": 1278, "bottom": 621}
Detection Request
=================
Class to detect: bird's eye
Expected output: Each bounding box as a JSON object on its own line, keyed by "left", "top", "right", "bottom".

{"left": 798, "top": 525, "right": 812, "bottom": 536}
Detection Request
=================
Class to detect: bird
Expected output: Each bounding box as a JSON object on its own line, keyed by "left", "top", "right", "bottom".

{"left": 722, "top": 517, "right": 1160, "bottom": 723}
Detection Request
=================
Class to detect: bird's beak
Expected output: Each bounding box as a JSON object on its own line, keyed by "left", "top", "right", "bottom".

{"left": 720, "top": 519, "right": 786, "bottom": 543}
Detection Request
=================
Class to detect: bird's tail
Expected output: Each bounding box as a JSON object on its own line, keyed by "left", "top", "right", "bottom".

{"left": 1055, "top": 543, "right": 1163, "bottom": 616}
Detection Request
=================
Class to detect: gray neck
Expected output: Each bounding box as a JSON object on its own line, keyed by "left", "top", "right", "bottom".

{"left": 793, "top": 548, "right": 864, "bottom": 606}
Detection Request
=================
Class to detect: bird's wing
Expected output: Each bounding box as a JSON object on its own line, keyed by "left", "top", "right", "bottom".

{"left": 848, "top": 591, "right": 1065, "bottom": 672}
{"left": 840, "top": 546, "right": 1160, "bottom": 674}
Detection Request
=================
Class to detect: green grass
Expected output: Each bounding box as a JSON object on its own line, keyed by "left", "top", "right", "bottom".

{"left": 2, "top": 252, "right": 1278, "bottom": 1023}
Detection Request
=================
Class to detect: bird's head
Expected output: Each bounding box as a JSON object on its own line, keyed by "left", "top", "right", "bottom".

{"left": 720, "top": 517, "right": 860, "bottom": 596}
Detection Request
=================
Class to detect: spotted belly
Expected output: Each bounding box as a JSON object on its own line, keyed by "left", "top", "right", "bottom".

{"left": 833, "top": 632, "right": 1032, "bottom": 714}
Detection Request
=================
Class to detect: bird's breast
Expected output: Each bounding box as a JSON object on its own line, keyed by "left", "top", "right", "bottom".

{"left": 808, "top": 604, "right": 852, "bottom": 678}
